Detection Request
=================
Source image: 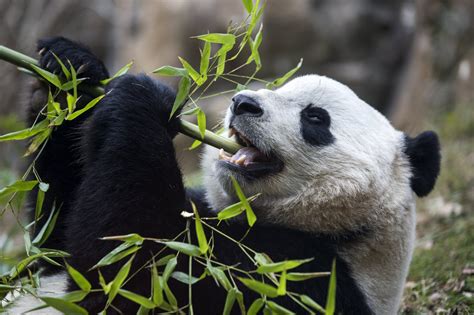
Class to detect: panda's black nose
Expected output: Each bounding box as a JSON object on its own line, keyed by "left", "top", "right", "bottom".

{"left": 231, "top": 95, "right": 263, "bottom": 117}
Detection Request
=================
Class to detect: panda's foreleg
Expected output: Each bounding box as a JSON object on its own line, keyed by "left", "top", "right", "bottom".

{"left": 63, "top": 74, "right": 187, "bottom": 313}
{"left": 26, "top": 37, "right": 110, "bottom": 256}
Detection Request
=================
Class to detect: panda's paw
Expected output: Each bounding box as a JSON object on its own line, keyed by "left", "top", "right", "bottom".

{"left": 37, "top": 36, "right": 109, "bottom": 85}
{"left": 104, "top": 74, "right": 181, "bottom": 137}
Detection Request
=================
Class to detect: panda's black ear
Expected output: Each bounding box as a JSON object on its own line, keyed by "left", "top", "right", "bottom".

{"left": 404, "top": 131, "right": 441, "bottom": 197}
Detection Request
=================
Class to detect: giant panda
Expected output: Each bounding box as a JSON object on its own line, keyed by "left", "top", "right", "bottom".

{"left": 9, "top": 37, "right": 441, "bottom": 314}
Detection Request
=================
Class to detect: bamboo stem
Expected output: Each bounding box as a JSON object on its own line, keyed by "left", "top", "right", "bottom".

{"left": 0, "top": 45, "right": 242, "bottom": 154}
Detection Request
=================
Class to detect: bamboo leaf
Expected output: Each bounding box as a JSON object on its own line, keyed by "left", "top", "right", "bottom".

{"left": 180, "top": 106, "right": 201, "bottom": 116}
{"left": 287, "top": 272, "right": 330, "bottom": 282}
{"left": 300, "top": 295, "right": 326, "bottom": 313}
{"left": 0, "top": 180, "right": 38, "bottom": 202}
{"left": 266, "top": 301, "right": 295, "bottom": 315}
{"left": 156, "top": 254, "right": 176, "bottom": 267}
{"left": 217, "top": 201, "right": 245, "bottom": 221}
{"left": 0, "top": 119, "right": 48, "bottom": 142}
{"left": 39, "top": 297, "right": 87, "bottom": 315}
{"left": 32, "top": 204, "right": 60, "bottom": 246}
{"left": 68, "top": 61, "right": 78, "bottom": 112}
{"left": 206, "top": 261, "right": 232, "bottom": 291}
{"left": 101, "top": 60, "right": 134, "bottom": 85}
{"left": 242, "top": 0, "right": 253, "bottom": 13}
{"left": 171, "top": 271, "right": 201, "bottom": 285}
{"left": 215, "top": 44, "right": 233, "bottom": 79}
{"left": 47, "top": 90, "right": 61, "bottom": 114}
{"left": 99, "top": 270, "right": 111, "bottom": 294}
{"left": 200, "top": 41, "right": 211, "bottom": 76}
{"left": 66, "top": 263, "right": 91, "bottom": 292}
{"left": 164, "top": 241, "right": 201, "bottom": 256}
{"left": 247, "top": 0, "right": 263, "bottom": 37}
{"left": 191, "top": 201, "right": 208, "bottom": 254}
{"left": 51, "top": 52, "right": 71, "bottom": 80}
{"left": 92, "top": 241, "right": 141, "bottom": 269}
{"left": 60, "top": 290, "right": 89, "bottom": 303}
{"left": 100, "top": 233, "right": 144, "bottom": 244}
{"left": 256, "top": 258, "right": 313, "bottom": 274}
{"left": 152, "top": 263, "right": 164, "bottom": 306}
{"left": 197, "top": 109, "right": 206, "bottom": 139}
{"left": 277, "top": 270, "right": 287, "bottom": 296}
{"left": 25, "top": 128, "right": 52, "bottom": 156}
{"left": 267, "top": 58, "right": 303, "bottom": 88}
{"left": 197, "top": 33, "right": 236, "bottom": 45}
{"left": 30, "top": 64, "right": 62, "bottom": 88}
{"left": 247, "top": 24, "right": 263, "bottom": 69}
{"left": 238, "top": 278, "right": 279, "bottom": 298}
{"left": 230, "top": 176, "right": 257, "bottom": 226}
{"left": 247, "top": 298, "right": 265, "bottom": 315}
{"left": 254, "top": 252, "right": 272, "bottom": 265}
{"left": 235, "top": 289, "right": 245, "bottom": 314}
{"left": 107, "top": 255, "right": 134, "bottom": 306}
{"left": 9, "top": 250, "right": 68, "bottom": 278}
{"left": 118, "top": 289, "right": 156, "bottom": 308}
{"left": 222, "top": 288, "right": 237, "bottom": 315}
{"left": 60, "top": 78, "right": 86, "bottom": 91}
{"left": 163, "top": 282, "right": 178, "bottom": 308}
{"left": 66, "top": 94, "right": 105, "bottom": 120}
{"left": 179, "top": 57, "right": 201, "bottom": 85}
{"left": 169, "top": 75, "right": 191, "bottom": 120}
{"left": 188, "top": 139, "right": 202, "bottom": 150}
{"left": 325, "top": 259, "right": 337, "bottom": 315}
{"left": 153, "top": 65, "right": 188, "bottom": 77}
{"left": 66, "top": 93, "right": 76, "bottom": 114}
{"left": 49, "top": 111, "right": 66, "bottom": 126}
{"left": 163, "top": 256, "right": 177, "bottom": 281}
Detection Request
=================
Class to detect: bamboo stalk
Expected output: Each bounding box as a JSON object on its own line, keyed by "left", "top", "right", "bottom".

{"left": 0, "top": 45, "right": 242, "bottom": 154}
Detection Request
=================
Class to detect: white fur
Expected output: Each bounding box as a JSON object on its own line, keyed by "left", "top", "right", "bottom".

{"left": 6, "top": 273, "right": 67, "bottom": 314}
{"left": 202, "top": 75, "right": 417, "bottom": 314}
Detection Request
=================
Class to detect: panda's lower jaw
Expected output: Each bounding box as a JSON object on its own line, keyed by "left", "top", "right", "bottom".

{"left": 219, "top": 126, "right": 284, "bottom": 179}
{"left": 218, "top": 158, "right": 283, "bottom": 179}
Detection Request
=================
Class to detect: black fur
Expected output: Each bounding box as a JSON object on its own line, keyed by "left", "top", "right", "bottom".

{"left": 37, "top": 36, "right": 109, "bottom": 85}
{"left": 28, "top": 37, "right": 372, "bottom": 314}
{"left": 300, "top": 105, "right": 335, "bottom": 146}
{"left": 404, "top": 131, "right": 441, "bottom": 197}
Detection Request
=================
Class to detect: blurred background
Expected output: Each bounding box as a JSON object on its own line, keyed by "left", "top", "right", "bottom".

{"left": 0, "top": 0, "right": 472, "bottom": 313}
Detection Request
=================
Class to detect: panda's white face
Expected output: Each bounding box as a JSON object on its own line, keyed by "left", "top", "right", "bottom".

{"left": 202, "top": 75, "right": 411, "bottom": 231}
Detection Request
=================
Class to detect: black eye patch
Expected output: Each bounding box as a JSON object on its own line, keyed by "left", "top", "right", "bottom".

{"left": 300, "top": 105, "right": 335, "bottom": 146}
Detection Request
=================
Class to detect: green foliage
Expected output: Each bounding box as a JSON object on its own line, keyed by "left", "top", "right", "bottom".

{"left": 191, "top": 201, "right": 209, "bottom": 254}
{"left": 66, "top": 94, "right": 105, "bottom": 121}
{"left": 256, "top": 258, "right": 313, "bottom": 274}
{"left": 39, "top": 297, "right": 88, "bottom": 315}
{"left": 100, "top": 60, "right": 134, "bottom": 85}
{"left": 267, "top": 58, "right": 303, "bottom": 89}
{"left": 0, "top": 180, "right": 37, "bottom": 203}
{"left": 325, "top": 259, "right": 337, "bottom": 315}
{"left": 238, "top": 277, "right": 280, "bottom": 298}
{"left": 231, "top": 176, "right": 257, "bottom": 226}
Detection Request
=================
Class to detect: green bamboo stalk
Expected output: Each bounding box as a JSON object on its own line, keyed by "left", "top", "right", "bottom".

{"left": 0, "top": 45, "right": 242, "bottom": 154}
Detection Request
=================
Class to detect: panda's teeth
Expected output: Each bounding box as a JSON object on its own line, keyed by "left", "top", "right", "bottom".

{"left": 228, "top": 128, "right": 236, "bottom": 138}
{"left": 235, "top": 155, "right": 246, "bottom": 165}
{"left": 219, "top": 149, "right": 231, "bottom": 161}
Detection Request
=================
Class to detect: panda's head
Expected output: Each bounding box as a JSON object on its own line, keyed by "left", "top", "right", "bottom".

{"left": 202, "top": 75, "right": 440, "bottom": 231}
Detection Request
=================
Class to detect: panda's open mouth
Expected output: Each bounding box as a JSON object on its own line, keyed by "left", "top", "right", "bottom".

{"left": 218, "top": 126, "right": 283, "bottom": 179}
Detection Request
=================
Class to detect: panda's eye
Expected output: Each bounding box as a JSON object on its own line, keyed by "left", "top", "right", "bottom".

{"left": 305, "top": 110, "right": 323, "bottom": 123}
{"left": 303, "top": 106, "right": 328, "bottom": 125}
